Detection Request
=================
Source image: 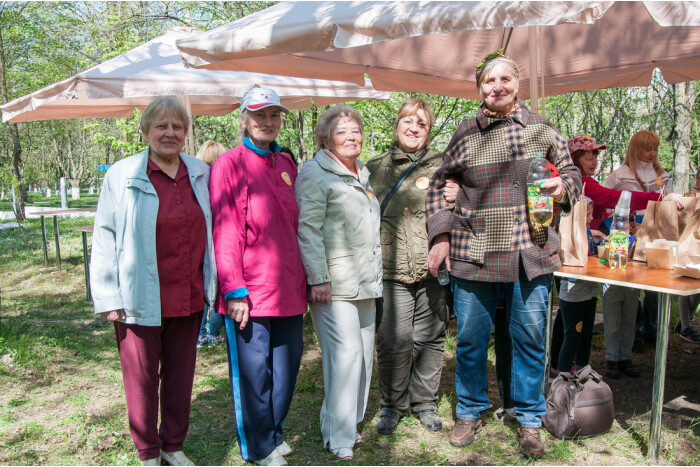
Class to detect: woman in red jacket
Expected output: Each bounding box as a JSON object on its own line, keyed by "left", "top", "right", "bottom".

{"left": 568, "top": 134, "right": 682, "bottom": 230}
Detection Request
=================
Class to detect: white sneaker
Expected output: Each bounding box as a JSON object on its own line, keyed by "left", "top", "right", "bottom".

{"left": 329, "top": 447, "right": 353, "bottom": 460}
{"left": 141, "top": 457, "right": 160, "bottom": 466}
{"left": 160, "top": 450, "right": 194, "bottom": 466}
{"left": 255, "top": 449, "right": 288, "bottom": 466}
{"left": 276, "top": 441, "right": 293, "bottom": 457}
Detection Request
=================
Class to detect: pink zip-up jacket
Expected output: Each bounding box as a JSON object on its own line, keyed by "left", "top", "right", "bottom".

{"left": 210, "top": 144, "right": 308, "bottom": 318}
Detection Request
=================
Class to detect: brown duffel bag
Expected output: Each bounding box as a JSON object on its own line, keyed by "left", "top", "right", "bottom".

{"left": 543, "top": 365, "right": 614, "bottom": 439}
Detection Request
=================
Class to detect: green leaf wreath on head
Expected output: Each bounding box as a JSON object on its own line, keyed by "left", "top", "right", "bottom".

{"left": 475, "top": 48, "right": 519, "bottom": 85}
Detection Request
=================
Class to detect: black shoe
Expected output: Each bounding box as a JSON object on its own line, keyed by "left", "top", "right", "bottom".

{"left": 605, "top": 360, "right": 621, "bottom": 379}
{"left": 679, "top": 326, "right": 700, "bottom": 343}
{"left": 674, "top": 320, "right": 683, "bottom": 334}
{"left": 418, "top": 409, "right": 442, "bottom": 431}
{"left": 618, "top": 359, "right": 640, "bottom": 377}
{"left": 632, "top": 339, "right": 644, "bottom": 353}
{"left": 377, "top": 410, "right": 401, "bottom": 435}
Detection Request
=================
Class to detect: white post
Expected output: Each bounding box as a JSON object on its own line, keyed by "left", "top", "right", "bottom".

{"left": 71, "top": 186, "right": 80, "bottom": 200}
{"left": 59, "top": 177, "right": 68, "bottom": 208}
{"left": 46, "top": 188, "right": 52, "bottom": 198}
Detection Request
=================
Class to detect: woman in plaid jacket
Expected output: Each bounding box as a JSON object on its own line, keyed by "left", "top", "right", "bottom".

{"left": 425, "top": 51, "right": 581, "bottom": 459}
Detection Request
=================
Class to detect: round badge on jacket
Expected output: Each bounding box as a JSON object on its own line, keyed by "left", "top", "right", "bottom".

{"left": 654, "top": 177, "right": 664, "bottom": 186}
{"left": 415, "top": 176, "right": 430, "bottom": 190}
{"left": 281, "top": 172, "right": 292, "bottom": 185}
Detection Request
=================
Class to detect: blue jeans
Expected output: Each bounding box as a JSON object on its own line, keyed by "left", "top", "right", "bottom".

{"left": 198, "top": 305, "right": 224, "bottom": 338}
{"left": 451, "top": 264, "right": 551, "bottom": 428}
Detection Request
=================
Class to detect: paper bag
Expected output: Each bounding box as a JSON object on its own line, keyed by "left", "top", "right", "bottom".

{"left": 645, "top": 242, "right": 675, "bottom": 269}
{"left": 678, "top": 195, "right": 698, "bottom": 234}
{"left": 675, "top": 206, "right": 700, "bottom": 271}
{"left": 632, "top": 200, "right": 681, "bottom": 262}
{"left": 559, "top": 197, "right": 589, "bottom": 266}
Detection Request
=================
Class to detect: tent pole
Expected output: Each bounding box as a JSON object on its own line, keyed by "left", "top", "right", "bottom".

{"left": 184, "top": 95, "right": 195, "bottom": 156}
{"left": 539, "top": 26, "right": 546, "bottom": 117}
{"left": 528, "top": 27, "right": 539, "bottom": 114}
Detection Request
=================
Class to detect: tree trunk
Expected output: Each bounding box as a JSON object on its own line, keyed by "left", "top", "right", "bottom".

{"left": 0, "top": 20, "right": 25, "bottom": 220}
{"left": 296, "top": 110, "right": 308, "bottom": 165}
{"left": 673, "top": 81, "right": 697, "bottom": 194}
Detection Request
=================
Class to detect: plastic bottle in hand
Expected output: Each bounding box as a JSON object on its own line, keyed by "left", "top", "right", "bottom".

{"left": 527, "top": 153, "right": 554, "bottom": 228}
{"left": 609, "top": 190, "right": 631, "bottom": 270}
{"left": 437, "top": 262, "right": 450, "bottom": 286}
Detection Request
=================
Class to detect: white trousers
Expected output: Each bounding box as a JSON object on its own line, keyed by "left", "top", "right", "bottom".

{"left": 310, "top": 299, "right": 376, "bottom": 450}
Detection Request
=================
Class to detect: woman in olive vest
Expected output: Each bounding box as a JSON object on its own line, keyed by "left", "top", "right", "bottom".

{"left": 367, "top": 98, "right": 454, "bottom": 435}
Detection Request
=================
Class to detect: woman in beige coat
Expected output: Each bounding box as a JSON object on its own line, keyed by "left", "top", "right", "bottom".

{"left": 295, "top": 104, "right": 382, "bottom": 461}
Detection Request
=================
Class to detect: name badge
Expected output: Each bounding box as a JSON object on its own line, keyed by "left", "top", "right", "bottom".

{"left": 416, "top": 176, "right": 430, "bottom": 190}
{"left": 281, "top": 172, "right": 292, "bottom": 185}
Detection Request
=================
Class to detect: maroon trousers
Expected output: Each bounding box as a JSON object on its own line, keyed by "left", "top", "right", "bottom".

{"left": 114, "top": 311, "right": 202, "bottom": 460}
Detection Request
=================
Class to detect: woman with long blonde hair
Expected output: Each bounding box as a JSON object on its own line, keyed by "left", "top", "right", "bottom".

{"left": 603, "top": 130, "right": 675, "bottom": 376}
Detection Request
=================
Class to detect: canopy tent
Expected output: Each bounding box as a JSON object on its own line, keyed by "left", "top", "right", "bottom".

{"left": 177, "top": 1, "right": 700, "bottom": 111}
{"left": 1, "top": 26, "right": 389, "bottom": 153}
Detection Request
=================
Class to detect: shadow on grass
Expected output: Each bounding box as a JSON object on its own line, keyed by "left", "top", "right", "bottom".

{"left": 617, "top": 419, "right": 648, "bottom": 457}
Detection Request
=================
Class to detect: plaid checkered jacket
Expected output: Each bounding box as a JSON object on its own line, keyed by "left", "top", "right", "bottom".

{"left": 426, "top": 101, "right": 582, "bottom": 283}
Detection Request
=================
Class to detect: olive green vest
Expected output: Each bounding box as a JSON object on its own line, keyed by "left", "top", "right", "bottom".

{"left": 367, "top": 144, "right": 444, "bottom": 283}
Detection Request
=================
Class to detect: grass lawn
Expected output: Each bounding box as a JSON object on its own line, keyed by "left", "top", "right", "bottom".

{"left": 1, "top": 216, "right": 698, "bottom": 465}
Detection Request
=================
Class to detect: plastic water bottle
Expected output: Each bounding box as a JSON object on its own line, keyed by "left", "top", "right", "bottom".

{"left": 526, "top": 154, "right": 554, "bottom": 228}
{"left": 609, "top": 191, "right": 631, "bottom": 270}
{"left": 437, "top": 262, "right": 450, "bottom": 286}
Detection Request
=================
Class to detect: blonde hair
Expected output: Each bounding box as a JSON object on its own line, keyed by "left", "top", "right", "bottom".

{"left": 196, "top": 140, "right": 226, "bottom": 166}
{"left": 393, "top": 97, "right": 434, "bottom": 145}
{"left": 314, "top": 104, "right": 363, "bottom": 150}
{"left": 623, "top": 130, "right": 663, "bottom": 175}
{"left": 140, "top": 96, "right": 190, "bottom": 135}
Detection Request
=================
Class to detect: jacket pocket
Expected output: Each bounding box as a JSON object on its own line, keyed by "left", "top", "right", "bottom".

{"left": 450, "top": 213, "right": 487, "bottom": 265}
{"left": 328, "top": 254, "right": 359, "bottom": 298}
{"left": 380, "top": 230, "right": 395, "bottom": 245}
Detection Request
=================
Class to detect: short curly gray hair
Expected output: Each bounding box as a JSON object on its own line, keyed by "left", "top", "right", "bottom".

{"left": 314, "top": 104, "right": 364, "bottom": 150}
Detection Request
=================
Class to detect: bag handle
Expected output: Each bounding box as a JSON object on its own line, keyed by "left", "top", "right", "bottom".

{"left": 575, "top": 364, "right": 603, "bottom": 384}
{"left": 576, "top": 364, "right": 594, "bottom": 381}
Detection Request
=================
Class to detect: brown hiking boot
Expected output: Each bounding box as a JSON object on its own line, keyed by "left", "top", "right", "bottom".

{"left": 449, "top": 419, "right": 482, "bottom": 447}
{"left": 518, "top": 426, "right": 544, "bottom": 459}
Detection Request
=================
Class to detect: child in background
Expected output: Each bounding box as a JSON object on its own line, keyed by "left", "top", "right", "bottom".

{"left": 557, "top": 198, "right": 600, "bottom": 374}
{"left": 195, "top": 140, "right": 227, "bottom": 347}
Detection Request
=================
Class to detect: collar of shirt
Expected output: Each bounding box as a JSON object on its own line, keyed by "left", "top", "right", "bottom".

{"left": 243, "top": 136, "right": 281, "bottom": 156}
{"left": 323, "top": 149, "right": 360, "bottom": 178}
{"left": 476, "top": 98, "right": 528, "bottom": 131}
{"left": 146, "top": 156, "right": 188, "bottom": 181}
{"left": 390, "top": 142, "right": 429, "bottom": 164}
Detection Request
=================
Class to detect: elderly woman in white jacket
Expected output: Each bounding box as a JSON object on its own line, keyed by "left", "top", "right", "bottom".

{"left": 295, "top": 104, "right": 382, "bottom": 461}
{"left": 90, "top": 96, "right": 216, "bottom": 466}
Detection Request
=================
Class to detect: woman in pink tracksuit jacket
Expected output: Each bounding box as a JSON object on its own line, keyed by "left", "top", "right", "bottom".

{"left": 209, "top": 86, "right": 307, "bottom": 466}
